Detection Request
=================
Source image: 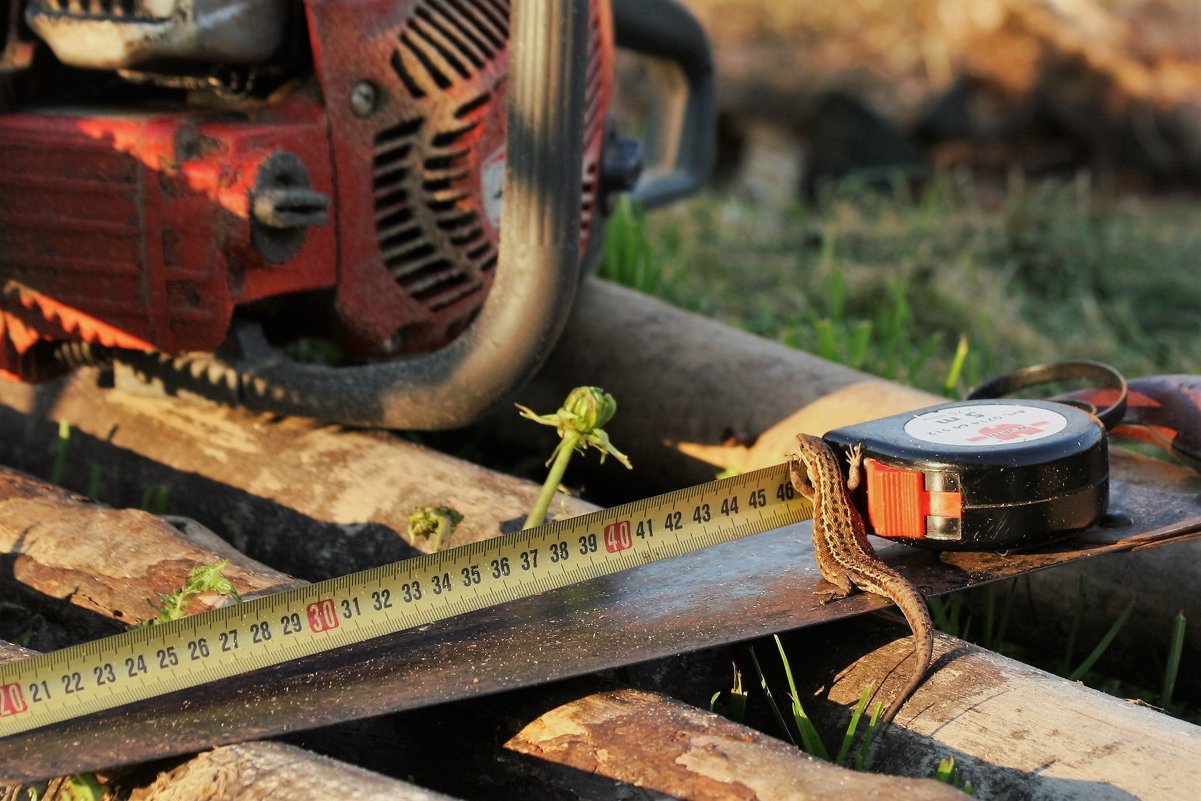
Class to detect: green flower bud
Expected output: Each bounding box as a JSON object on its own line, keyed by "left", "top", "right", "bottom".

{"left": 563, "top": 386, "right": 617, "bottom": 432}
{"left": 407, "top": 506, "right": 464, "bottom": 551}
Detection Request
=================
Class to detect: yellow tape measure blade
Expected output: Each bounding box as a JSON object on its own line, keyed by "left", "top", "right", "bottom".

{"left": 0, "top": 464, "right": 812, "bottom": 737}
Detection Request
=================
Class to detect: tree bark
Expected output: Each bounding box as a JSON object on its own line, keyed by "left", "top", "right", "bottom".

{"left": 125, "top": 742, "right": 459, "bottom": 801}
{"left": 0, "top": 468, "right": 302, "bottom": 648}
{"left": 506, "top": 688, "right": 966, "bottom": 801}
{"left": 0, "top": 372, "right": 596, "bottom": 582}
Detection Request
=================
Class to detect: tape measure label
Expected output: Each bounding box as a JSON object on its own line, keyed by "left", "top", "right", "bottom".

{"left": 904, "top": 403, "right": 1069, "bottom": 447}
{"left": 0, "top": 465, "right": 813, "bottom": 738}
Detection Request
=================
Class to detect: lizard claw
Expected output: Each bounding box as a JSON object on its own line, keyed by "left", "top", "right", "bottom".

{"left": 845, "top": 442, "right": 865, "bottom": 491}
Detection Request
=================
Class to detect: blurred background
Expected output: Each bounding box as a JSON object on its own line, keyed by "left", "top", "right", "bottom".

{"left": 606, "top": 0, "right": 1201, "bottom": 394}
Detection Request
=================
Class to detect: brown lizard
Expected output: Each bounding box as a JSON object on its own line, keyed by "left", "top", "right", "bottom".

{"left": 789, "top": 433, "right": 933, "bottom": 725}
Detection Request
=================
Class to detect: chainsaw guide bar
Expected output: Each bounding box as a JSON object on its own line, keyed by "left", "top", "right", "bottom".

{"left": 0, "top": 465, "right": 812, "bottom": 739}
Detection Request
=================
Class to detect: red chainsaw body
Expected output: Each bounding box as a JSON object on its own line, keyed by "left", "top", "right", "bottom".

{"left": 0, "top": 0, "right": 613, "bottom": 382}
{"left": 0, "top": 97, "right": 337, "bottom": 378}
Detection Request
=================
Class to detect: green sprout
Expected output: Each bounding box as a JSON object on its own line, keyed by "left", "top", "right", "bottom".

{"left": 50, "top": 420, "right": 71, "bottom": 486}
{"left": 61, "top": 774, "right": 104, "bottom": 801}
{"left": 516, "top": 386, "right": 632, "bottom": 529}
{"left": 407, "top": 506, "right": 464, "bottom": 552}
{"left": 709, "top": 664, "right": 748, "bottom": 724}
{"left": 936, "top": 756, "right": 974, "bottom": 794}
{"left": 133, "top": 560, "right": 240, "bottom": 628}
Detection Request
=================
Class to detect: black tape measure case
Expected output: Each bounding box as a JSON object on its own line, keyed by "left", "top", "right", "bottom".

{"left": 823, "top": 400, "right": 1108, "bottom": 550}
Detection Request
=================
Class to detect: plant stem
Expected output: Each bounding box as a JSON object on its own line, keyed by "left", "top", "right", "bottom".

{"left": 524, "top": 431, "right": 580, "bottom": 529}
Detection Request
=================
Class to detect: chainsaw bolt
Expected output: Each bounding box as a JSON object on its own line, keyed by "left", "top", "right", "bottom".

{"left": 381, "top": 330, "right": 405, "bottom": 355}
{"left": 350, "top": 81, "right": 379, "bottom": 118}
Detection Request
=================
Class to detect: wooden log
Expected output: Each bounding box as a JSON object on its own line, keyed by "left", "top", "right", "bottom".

{"left": 505, "top": 688, "right": 965, "bottom": 801}
{"left": 0, "top": 371, "right": 595, "bottom": 581}
{"left": 800, "top": 616, "right": 1201, "bottom": 800}
{"left": 505, "top": 278, "right": 939, "bottom": 495}
{"left": 0, "top": 468, "right": 303, "bottom": 649}
{"left": 0, "top": 481, "right": 465, "bottom": 800}
{"left": 124, "top": 742, "right": 460, "bottom": 801}
{"left": 2, "top": 277, "right": 1201, "bottom": 797}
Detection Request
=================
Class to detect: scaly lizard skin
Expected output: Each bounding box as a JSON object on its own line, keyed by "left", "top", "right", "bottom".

{"left": 789, "top": 433, "right": 934, "bottom": 725}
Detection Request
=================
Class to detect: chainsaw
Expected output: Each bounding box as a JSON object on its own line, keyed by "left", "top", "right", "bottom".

{"left": 0, "top": 0, "right": 713, "bottom": 429}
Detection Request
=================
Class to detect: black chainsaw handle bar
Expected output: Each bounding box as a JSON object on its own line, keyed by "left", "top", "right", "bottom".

{"left": 613, "top": 0, "right": 716, "bottom": 209}
{"left": 200, "top": 0, "right": 589, "bottom": 430}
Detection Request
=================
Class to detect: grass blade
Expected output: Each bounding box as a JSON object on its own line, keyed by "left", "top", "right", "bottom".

{"left": 835, "top": 685, "right": 873, "bottom": 767}
{"left": 991, "top": 579, "right": 1019, "bottom": 652}
{"left": 774, "top": 635, "right": 829, "bottom": 760}
{"left": 85, "top": 464, "right": 103, "bottom": 502}
{"left": 943, "top": 334, "right": 970, "bottom": 398}
{"left": 853, "top": 702, "right": 883, "bottom": 771}
{"left": 1060, "top": 575, "right": 1088, "bottom": 674}
{"left": 1067, "top": 599, "right": 1136, "bottom": 681}
{"left": 50, "top": 420, "right": 70, "bottom": 486}
{"left": 1160, "top": 611, "right": 1186, "bottom": 709}
{"left": 749, "top": 646, "right": 795, "bottom": 746}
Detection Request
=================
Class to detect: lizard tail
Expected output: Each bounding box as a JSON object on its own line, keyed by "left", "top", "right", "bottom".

{"left": 877, "top": 579, "right": 934, "bottom": 726}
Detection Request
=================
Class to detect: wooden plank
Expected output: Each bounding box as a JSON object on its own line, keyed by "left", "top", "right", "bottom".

{"left": 506, "top": 688, "right": 966, "bottom": 801}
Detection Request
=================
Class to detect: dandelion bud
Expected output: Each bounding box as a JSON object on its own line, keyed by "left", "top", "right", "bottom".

{"left": 564, "top": 386, "right": 617, "bottom": 431}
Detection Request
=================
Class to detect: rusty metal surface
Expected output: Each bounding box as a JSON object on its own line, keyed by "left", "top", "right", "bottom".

{"left": 3, "top": 460, "right": 1201, "bottom": 782}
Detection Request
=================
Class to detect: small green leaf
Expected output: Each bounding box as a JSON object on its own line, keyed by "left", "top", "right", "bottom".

{"left": 132, "top": 560, "right": 240, "bottom": 627}
{"left": 62, "top": 774, "right": 104, "bottom": 801}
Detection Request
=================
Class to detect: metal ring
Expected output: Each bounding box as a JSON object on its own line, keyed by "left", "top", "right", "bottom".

{"left": 967, "top": 359, "right": 1128, "bottom": 430}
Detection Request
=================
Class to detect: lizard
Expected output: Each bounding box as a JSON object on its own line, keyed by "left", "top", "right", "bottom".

{"left": 789, "top": 433, "right": 934, "bottom": 725}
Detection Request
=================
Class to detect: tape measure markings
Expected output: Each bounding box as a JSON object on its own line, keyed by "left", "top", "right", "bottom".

{"left": 0, "top": 465, "right": 813, "bottom": 736}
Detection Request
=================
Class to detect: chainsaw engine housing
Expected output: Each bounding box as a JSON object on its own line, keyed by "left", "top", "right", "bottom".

{"left": 0, "top": 0, "right": 614, "bottom": 380}
{"left": 0, "top": 0, "right": 714, "bottom": 427}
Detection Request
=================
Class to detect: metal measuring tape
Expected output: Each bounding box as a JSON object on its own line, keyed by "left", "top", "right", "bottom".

{"left": 0, "top": 466, "right": 813, "bottom": 736}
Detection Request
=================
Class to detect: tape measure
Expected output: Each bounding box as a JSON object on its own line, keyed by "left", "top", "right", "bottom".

{"left": 827, "top": 399, "right": 1109, "bottom": 550}
{"left": 0, "top": 465, "right": 813, "bottom": 737}
{"left": 0, "top": 398, "right": 1108, "bottom": 737}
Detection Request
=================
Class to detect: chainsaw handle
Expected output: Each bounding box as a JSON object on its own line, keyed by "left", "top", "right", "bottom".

{"left": 613, "top": 0, "right": 716, "bottom": 209}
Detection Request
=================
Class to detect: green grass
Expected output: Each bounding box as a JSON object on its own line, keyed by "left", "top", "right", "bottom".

{"left": 739, "top": 635, "right": 971, "bottom": 787}
{"left": 635, "top": 173, "right": 1201, "bottom": 395}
